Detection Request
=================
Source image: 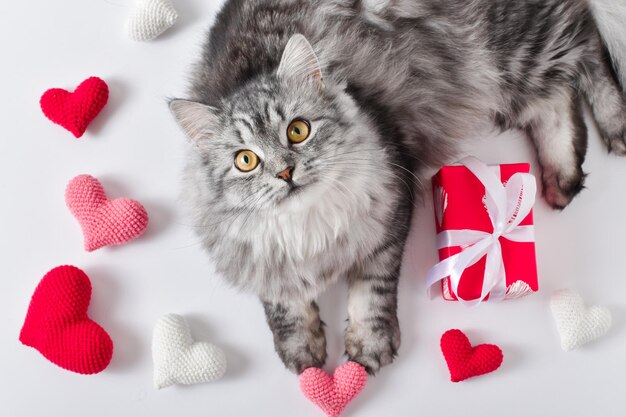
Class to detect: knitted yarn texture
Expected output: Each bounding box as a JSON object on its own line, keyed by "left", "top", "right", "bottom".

{"left": 40, "top": 77, "right": 109, "bottom": 138}
{"left": 65, "top": 174, "right": 149, "bottom": 252}
{"left": 127, "top": 0, "right": 178, "bottom": 41}
{"left": 19, "top": 265, "right": 114, "bottom": 374}
{"left": 550, "top": 289, "right": 612, "bottom": 351}
{"left": 152, "top": 314, "right": 227, "bottom": 389}
{"left": 440, "top": 329, "right": 503, "bottom": 382}
{"left": 299, "top": 361, "right": 368, "bottom": 417}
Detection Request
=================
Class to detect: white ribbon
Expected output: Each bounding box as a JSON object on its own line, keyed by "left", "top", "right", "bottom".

{"left": 425, "top": 157, "right": 537, "bottom": 307}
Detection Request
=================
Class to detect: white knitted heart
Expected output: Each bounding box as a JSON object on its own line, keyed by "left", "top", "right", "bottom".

{"left": 152, "top": 314, "right": 227, "bottom": 389}
{"left": 550, "top": 289, "right": 612, "bottom": 351}
{"left": 126, "top": 0, "right": 178, "bottom": 42}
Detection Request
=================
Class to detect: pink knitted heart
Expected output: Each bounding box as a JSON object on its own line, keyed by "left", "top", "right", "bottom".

{"left": 299, "top": 362, "right": 367, "bottom": 417}
{"left": 65, "top": 175, "right": 148, "bottom": 251}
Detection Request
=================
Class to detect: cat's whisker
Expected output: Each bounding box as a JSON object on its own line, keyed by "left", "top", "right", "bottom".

{"left": 314, "top": 146, "right": 428, "bottom": 166}
{"left": 220, "top": 193, "right": 269, "bottom": 237}
{"left": 317, "top": 159, "right": 423, "bottom": 190}
{"left": 318, "top": 168, "right": 421, "bottom": 209}
{"left": 187, "top": 191, "right": 268, "bottom": 230}
{"left": 317, "top": 175, "right": 361, "bottom": 206}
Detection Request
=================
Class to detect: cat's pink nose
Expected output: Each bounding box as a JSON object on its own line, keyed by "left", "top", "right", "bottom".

{"left": 276, "top": 166, "right": 294, "bottom": 182}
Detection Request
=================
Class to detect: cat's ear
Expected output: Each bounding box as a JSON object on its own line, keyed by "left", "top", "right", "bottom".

{"left": 277, "top": 34, "right": 323, "bottom": 87}
{"left": 169, "top": 99, "right": 219, "bottom": 150}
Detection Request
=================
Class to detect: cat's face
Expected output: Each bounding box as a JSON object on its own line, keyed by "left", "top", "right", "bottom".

{"left": 171, "top": 35, "right": 385, "bottom": 213}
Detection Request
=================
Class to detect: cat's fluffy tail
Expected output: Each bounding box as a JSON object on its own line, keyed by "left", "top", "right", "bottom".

{"left": 589, "top": 0, "right": 626, "bottom": 89}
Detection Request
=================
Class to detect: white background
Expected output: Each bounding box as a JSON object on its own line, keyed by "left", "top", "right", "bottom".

{"left": 1, "top": 1, "right": 624, "bottom": 416}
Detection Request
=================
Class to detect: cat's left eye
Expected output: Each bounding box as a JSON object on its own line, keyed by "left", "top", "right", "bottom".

{"left": 287, "top": 119, "right": 311, "bottom": 143}
{"left": 234, "top": 150, "right": 259, "bottom": 172}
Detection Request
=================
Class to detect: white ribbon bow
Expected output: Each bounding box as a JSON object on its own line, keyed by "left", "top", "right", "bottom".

{"left": 425, "top": 157, "right": 537, "bottom": 307}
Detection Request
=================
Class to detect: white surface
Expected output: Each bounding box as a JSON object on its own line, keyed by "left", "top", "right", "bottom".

{"left": 0, "top": 1, "right": 624, "bottom": 416}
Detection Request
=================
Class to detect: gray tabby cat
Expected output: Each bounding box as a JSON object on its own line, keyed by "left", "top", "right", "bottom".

{"left": 170, "top": 0, "right": 626, "bottom": 375}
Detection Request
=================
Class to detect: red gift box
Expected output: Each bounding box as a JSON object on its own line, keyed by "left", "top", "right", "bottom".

{"left": 427, "top": 158, "right": 539, "bottom": 303}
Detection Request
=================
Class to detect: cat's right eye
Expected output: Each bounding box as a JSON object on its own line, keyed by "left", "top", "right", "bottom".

{"left": 287, "top": 119, "right": 311, "bottom": 143}
{"left": 234, "top": 150, "right": 260, "bottom": 172}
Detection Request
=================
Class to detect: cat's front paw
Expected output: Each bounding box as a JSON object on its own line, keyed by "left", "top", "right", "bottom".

{"left": 345, "top": 317, "right": 400, "bottom": 375}
{"left": 273, "top": 327, "right": 327, "bottom": 374}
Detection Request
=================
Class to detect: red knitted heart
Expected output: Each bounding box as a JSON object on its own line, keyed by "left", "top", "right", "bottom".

{"left": 299, "top": 362, "right": 367, "bottom": 417}
{"left": 19, "top": 266, "right": 113, "bottom": 374}
{"left": 40, "top": 77, "right": 109, "bottom": 138}
{"left": 440, "top": 329, "right": 503, "bottom": 382}
{"left": 65, "top": 174, "right": 149, "bottom": 251}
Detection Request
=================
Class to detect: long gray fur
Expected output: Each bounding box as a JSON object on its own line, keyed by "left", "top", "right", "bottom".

{"left": 170, "top": 0, "right": 626, "bottom": 375}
